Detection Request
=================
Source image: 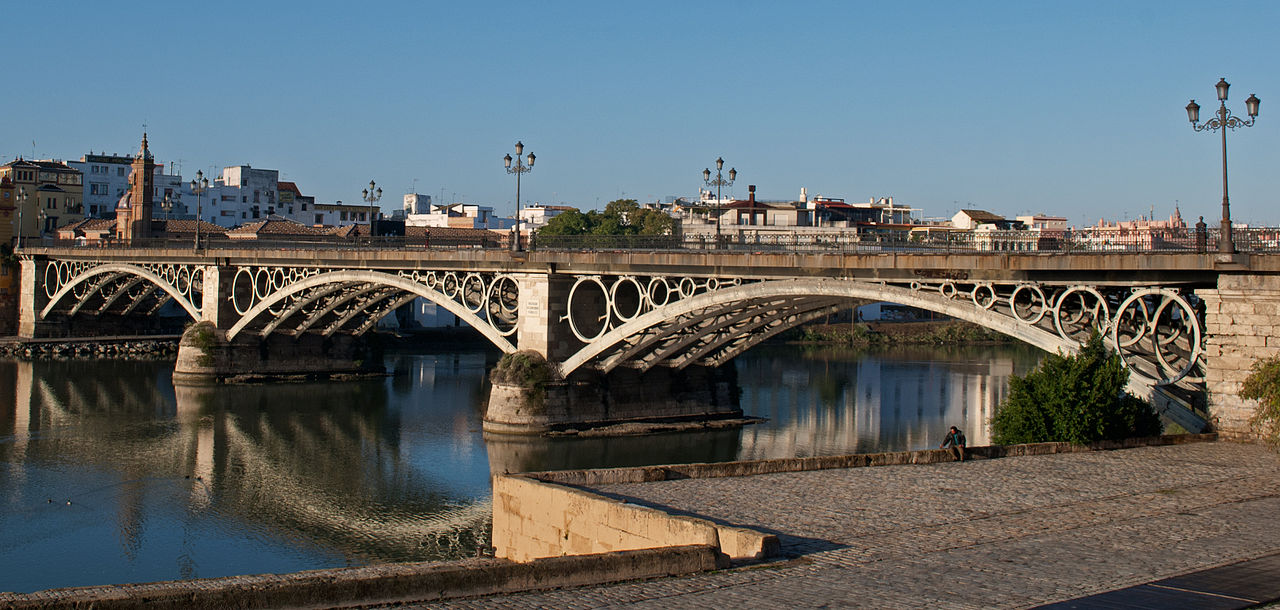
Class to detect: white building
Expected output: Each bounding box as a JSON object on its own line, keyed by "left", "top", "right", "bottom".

{"left": 69, "top": 153, "right": 134, "bottom": 217}
{"left": 404, "top": 193, "right": 432, "bottom": 215}
{"left": 518, "top": 203, "right": 575, "bottom": 231}
{"left": 405, "top": 202, "right": 515, "bottom": 230}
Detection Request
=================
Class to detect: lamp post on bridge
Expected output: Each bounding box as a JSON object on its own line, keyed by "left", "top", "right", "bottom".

{"left": 16, "top": 187, "right": 28, "bottom": 249}
{"left": 190, "top": 170, "right": 209, "bottom": 250}
{"left": 1186, "top": 78, "right": 1261, "bottom": 255}
{"left": 702, "top": 158, "right": 736, "bottom": 247}
{"left": 504, "top": 141, "right": 535, "bottom": 251}
{"left": 362, "top": 180, "right": 382, "bottom": 240}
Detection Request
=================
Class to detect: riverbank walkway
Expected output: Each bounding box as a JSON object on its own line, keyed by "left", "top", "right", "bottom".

{"left": 433, "top": 441, "right": 1280, "bottom": 608}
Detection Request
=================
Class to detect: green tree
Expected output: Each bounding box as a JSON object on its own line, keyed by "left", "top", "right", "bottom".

{"left": 990, "top": 332, "right": 1162, "bottom": 445}
{"left": 538, "top": 209, "right": 593, "bottom": 235}
{"left": 1240, "top": 356, "right": 1280, "bottom": 447}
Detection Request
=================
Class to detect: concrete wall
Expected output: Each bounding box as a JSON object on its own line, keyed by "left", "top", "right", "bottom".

{"left": 491, "top": 474, "right": 776, "bottom": 563}
{"left": 1200, "top": 273, "right": 1280, "bottom": 439}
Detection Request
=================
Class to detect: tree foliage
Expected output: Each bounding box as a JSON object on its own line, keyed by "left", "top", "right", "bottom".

{"left": 1240, "top": 356, "right": 1280, "bottom": 447}
{"left": 990, "top": 332, "right": 1162, "bottom": 445}
{"left": 538, "top": 199, "right": 675, "bottom": 236}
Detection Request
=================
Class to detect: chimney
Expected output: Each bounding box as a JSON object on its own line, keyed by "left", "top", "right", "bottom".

{"left": 800, "top": 186, "right": 807, "bottom": 203}
{"left": 748, "top": 184, "right": 756, "bottom": 205}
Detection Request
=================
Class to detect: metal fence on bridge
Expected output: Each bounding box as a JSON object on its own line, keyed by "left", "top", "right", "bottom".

{"left": 18, "top": 226, "right": 1280, "bottom": 254}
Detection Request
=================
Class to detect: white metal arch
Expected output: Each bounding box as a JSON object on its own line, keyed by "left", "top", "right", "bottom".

{"left": 557, "top": 278, "right": 1077, "bottom": 377}
{"left": 224, "top": 270, "right": 517, "bottom": 353}
{"left": 40, "top": 263, "right": 201, "bottom": 321}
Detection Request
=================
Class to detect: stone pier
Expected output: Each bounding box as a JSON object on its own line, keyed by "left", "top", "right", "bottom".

{"left": 1199, "top": 272, "right": 1280, "bottom": 440}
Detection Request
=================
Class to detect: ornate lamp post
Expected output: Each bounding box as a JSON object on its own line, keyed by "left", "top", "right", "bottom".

{"left": 1186, "top": 78, "right": 1261, "bottom": 254}
{"left": 160, "top": 193, "right": 174, "bottom": 221}
{"left": 16, "top": 187, "right": 27, "bottom": 249}
{"left": 190, "top": 170, "right": 209, "bottom": 250}
{"left": 361, "top": 180, "right": 382, "bottom": 238}
{"left": 702, "top": 157, "right": 736, "bottom": 244}
{"left": 504, "top": 141, "right": 535, "bottom": 251}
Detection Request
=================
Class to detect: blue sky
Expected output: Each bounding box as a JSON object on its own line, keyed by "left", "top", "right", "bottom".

{"left": 5, "top": 1, "right": 1278, "bottom": 225}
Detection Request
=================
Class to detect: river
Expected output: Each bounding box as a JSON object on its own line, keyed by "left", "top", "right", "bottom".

{"left": 0, "top": 342, "right": 1041, "bottom": 593}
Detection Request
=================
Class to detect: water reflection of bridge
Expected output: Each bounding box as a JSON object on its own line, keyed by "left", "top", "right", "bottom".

{"left": 0, "top": 359, "right": 490, "bottom": 570}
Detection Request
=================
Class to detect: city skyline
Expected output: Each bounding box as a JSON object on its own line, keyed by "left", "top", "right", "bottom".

{"left": 4, "top": 1, "right": 1278, "bottom": 225}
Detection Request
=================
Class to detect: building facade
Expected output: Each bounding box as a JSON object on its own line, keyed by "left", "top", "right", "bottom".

{"left": 0, "top": 158, "right": 85, "bottom": 242}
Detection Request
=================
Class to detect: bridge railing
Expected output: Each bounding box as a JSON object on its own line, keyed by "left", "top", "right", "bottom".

{"left": 20, "top": 227, "right": 1280, "bottom": 254}
{"left": 532, "top": 227, "right": 1280, "bottom": 254}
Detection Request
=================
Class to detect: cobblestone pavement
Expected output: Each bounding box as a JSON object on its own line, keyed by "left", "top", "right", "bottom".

{"left": 418, "top": 442, "right": 1280, "bottom": 609}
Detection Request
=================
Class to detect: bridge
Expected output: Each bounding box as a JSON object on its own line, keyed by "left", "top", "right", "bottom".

{"left": 15, "top": 243, "right": 1279, "bottom": 437}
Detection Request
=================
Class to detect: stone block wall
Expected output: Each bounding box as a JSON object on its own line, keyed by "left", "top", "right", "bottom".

{"left": 491, "top": 474, "right": 772, "bottom": 563}
{"left": 1199, "top": 273, "right": 1280, "bottom": 439}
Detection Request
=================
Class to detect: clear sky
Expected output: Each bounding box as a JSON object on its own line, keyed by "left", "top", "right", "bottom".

{"left": 5, "top": 1, "right": 1278, "bottom": 226}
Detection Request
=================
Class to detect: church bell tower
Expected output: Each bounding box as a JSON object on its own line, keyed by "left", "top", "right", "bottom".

{"left": 117, "top": 133, "right": 156, "bottom": 242}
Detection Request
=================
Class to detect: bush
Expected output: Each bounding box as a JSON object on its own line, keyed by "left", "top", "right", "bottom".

{"left": 990, "top": 332, "right": 1162, "bottom": 445}
{"left": 490, "top": 351, "right": 557, "bottom": 409}
{"left": 1240, "top": 356, "right": 1280, "bottom": 447}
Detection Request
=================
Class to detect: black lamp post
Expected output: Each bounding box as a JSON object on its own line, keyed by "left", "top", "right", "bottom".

{"left": 702, "top": 158, "right": 736, "bottom": 244}
{"left": 504, "top": 141, "right": 535, "bottom": 251}
{"left": 361, "top": 180, "right": 382, "bottom": 238}
{"left": 160, "top": 193, "right": 174, "bottom": 221}
{"left": 1186, "top": 78, "right": 1261, "bottom": 254}
{"left": 190, "top": 170, "right": 209, "bottom": 250}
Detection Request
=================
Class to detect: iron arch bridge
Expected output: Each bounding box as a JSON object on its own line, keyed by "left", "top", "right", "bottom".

{"left": 27, "top": 252, "right": 1205, "bottom": 396}
{"left": 552, "top": 274, "right": 1203, "bottom": 392}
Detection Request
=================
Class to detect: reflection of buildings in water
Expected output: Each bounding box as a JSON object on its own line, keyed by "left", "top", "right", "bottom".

{"left": 736, "top": 348, "right": 1033, "bottom": 459}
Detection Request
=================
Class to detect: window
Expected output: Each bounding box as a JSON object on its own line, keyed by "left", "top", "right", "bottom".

{"left": 340, "top": 211, "right": 348, "bottom": 221}
{"left": 117, "top": 167, "right": 126, "bottom": 176}
{"left": 315, "top": 214, "right": 323, "bottom": 224}
{"left": 241, "top": 196, "right": 247, "bottom": 203}
{"left": 253, "top": 190, "right": 260, "bottom": 204}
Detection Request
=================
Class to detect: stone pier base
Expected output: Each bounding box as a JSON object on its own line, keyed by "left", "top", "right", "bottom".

{"left": 1200, "top": 272, "right": 1280, "bottom": 440}
{"left": 173, "top": 322, "right": 384, "bottom": 384}
{"left": 483, "top": 364, "right": 741, "bottom": 434}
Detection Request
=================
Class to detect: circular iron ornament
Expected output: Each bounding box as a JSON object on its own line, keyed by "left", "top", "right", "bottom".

{"left": 939, "top": 282, "right": 957, "bottom": 299}
{"left": 1009, "top": 284, "right": 1048, "bottom": 325}
{"left": 647, "top": 277, "right": 672, "bottom": 307}
{"left": 972, "top": 284, "right": 998, "bottom": 309}
{"left": 678, "top": 277, "right": 698, "bottom": 299}
{"left": 1110, "top": 288, "right": 1202, "bottom": 386}
{"left": 230, "top": 267, "right": 258, "bottom": 315}
{"left": 1052, "top": 285, "right": 1110, "bottom": 344}
{"left": 441, "top": 272, "right": 460, "bottom": 299}
{"left": 462, "top": 273, "right": 487, "bottom": 314}
{"left": 485, "top": 275, "right": 520, "bottom": 337}
{"left": 609, "top": 276, "right": 646, "bottom": 323}
{"left": 44, "top": 263, "right": 62, "bottom": 298}
{"left": 566, "top": 276, "right": 611, "bottom": 343}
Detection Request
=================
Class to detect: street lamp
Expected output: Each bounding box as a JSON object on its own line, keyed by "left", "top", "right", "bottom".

{"left": 38, "top": 209, "right": 47, "bottom": 242}
{"left": 702, "top": 157, "right": 736, "bottom": 245}
{"left": 160, "top": 193, "right": 174, "bottom": 221}
{"left": 361, "top": 179, "right": 382, "bottom": 238}
{"left": 190, "top": 170, "right": 209, "bottom": 250}
{"left": 504, "top": 141, "right": 535, "bottom": 251}
{"left": 1186, "top": 77, "right": 1261, "bottom": 254}
{"left": 15, "top": 187, "right": 27, "bottom": 249}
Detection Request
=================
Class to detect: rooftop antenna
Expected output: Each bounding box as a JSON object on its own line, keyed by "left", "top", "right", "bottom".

{"left": 411, "top": 177, "right": 418, "bottom": 194}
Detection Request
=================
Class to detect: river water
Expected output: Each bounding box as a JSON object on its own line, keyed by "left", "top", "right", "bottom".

{"left": 0, "top": 342, "right": 1041, "bottom": 593}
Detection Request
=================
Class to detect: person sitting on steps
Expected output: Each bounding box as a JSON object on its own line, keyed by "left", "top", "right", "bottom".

{"left": 941, "top": 425, "right": 966, "bottom": 462}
